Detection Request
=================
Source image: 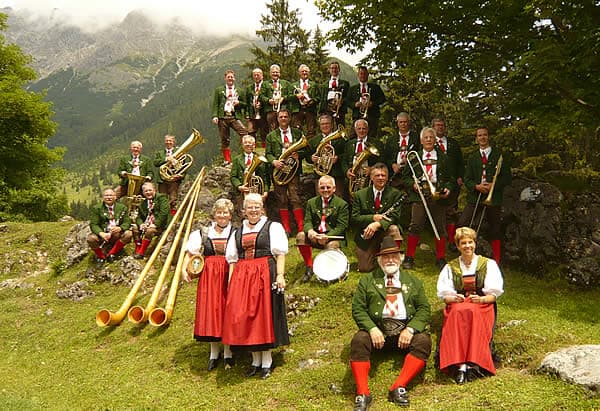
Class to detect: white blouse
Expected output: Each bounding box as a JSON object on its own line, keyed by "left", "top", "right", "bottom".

{"left": 436, "top": 255, "right": 504, "bottom": 299}
{"left": 225, "top": 216, "right": 288, "bottom": 263}
{"left": 185, "top": 222, "right": 232, "bottom": 255}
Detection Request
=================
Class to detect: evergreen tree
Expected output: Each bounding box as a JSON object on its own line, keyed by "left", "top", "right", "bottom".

{"left": 306, "top": 25, "right": 330, "bottom": 83}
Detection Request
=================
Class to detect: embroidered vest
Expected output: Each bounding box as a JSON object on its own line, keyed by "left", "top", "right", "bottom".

{"left": 448, "top": 256, "right": 488, "bottom": 295}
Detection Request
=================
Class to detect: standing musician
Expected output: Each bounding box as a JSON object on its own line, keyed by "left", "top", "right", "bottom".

{"left": 245, "top": 68, "right": 269, "bottom": 147}
{"left": 401, "top": 127, "right": 455, "bottom": 270}
{"left": 383, "top": 112, "right": 422, "bottom": 190}
{"left": 132, "top": 182, "right": 170, "bottom": 259}
{"left": 222, "top": 193, "right": 289, "bottom": 380}
{"left": 230, "top": 135, "right": 270, "bottom": 212}
{"left": 307, "top": 114, "right": 346, "bottom": 197}
{"left": 297, "top": 175, "right": 349, "bottom": 282}
{"left": 432, "top": 117, "right": 464, "bottom": 251}
{"left": 351, "top": 163, "right": 403, "bottom": 273}
{"left": 87, "top": 188, "right": 133, "bottom": 264}
{"left": 349, "top": 236, "right": 432, "bottom": 410}
{"left": 211, "top": 69, "right": 248, "bottom": 165}
{"left": 115, "top": 141, "right": 153, "bottom": 199}
{"left": 182, "top": 199, "right": 235, "bottom": 372}
{"left": 154, "top": 134, "right": 183, "bottom": 214}
{"left": 457, "top": 127, "right": 511, "bottom": 265}
{"left": 265, "top": 109, "right": 308, "bottom": 236}
{"left": 264, "top": 64, "right": 291, "bottom": 132}
{"left": 342, "top": 119, "right": 381, "bottom": 200}
{"left": 290, "top": 64, "right": 320, "bottom": 141}
{"left": 347, "top": 66, "right": 386, "bottom": 141}
{"left": 319, "top": 61, "right": 349, "bottom": 127}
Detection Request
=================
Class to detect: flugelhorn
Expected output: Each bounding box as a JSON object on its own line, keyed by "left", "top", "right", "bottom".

{"left": 359, "top": 91, "right": 370, "bottom": 119}
{"left": 159, "top": 128, "right": 205, "bottom": 182}
{"left": 272, "top": 88, "right": 283, "bottom": 112}
{"left": 314, "top": 125, "right": 347, "bottom": 176}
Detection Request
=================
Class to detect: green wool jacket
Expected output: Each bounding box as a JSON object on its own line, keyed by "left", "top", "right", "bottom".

{"left": 303, "top": 194, "right": 349, "bottom": 238}
{"left": 135, "top": 193, "right": 171, "bottom": 229}
{"left": 265, "top": 127, "right": 308, "bottom": 176}
{"left": 438, "top": 136, "right": 464, "bottom": 181}
{"left": 89, "top": 201, "right": 131, "bottom": 235}
{"left": 117, "top": 154, "right": 154, "bottom": 186}
{"left": 211, "top": 85, "right": 247, "bottom": 120}
{"left": 463, "top": 147, "right": 511, "bottom": 207}
{"left": 261, "top": 79, "right": 293, "bottom": 114}
{"left": 351, "top": 185, "right": 403, "bottom": 250}
{"left": 352, "top": 266, "right": 431, "bottom": 333}
{"left": 229, "top": 152, "right": 271, "bottom": 193}
{"left": 306, "top": 131, "right": 347, "bottom": 178}
{"left": 286, "top": 80, "right": 321, "bottom": 114}
{"left": 346, "top": 82, "right": 386, "bottom": 120}
{"left": 318, "top": 77, "right": 350, "bottom": 116}
{"left": 400, "top": 147, "right": 456, "bottom": 206}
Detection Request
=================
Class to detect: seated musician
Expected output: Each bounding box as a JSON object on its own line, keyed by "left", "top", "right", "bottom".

{"left": 350, "top": 236, "right": 432, "bottom": 410}
{"left": 230, "top": 135, "right": 270, "bottom": 213}
{"left": 132, "top": 182, "right": 171, "bottom": 259}
{"left": 87, "top": 188, "right": 133, "bottom": 265}
{"left": 115, "top": 140, "right": 153, "bottom": 199}
{"left": 401, "top": 127, "right": 455, "bottom": 270}
{"left": 437, "top": 227, "right": 504, "bottom": 384}
{"left": 351, "top": 162, "right": 403, "bottom": 272}
{"left": 297, "top": 175, "right": 349, "bottom": 282}
{"left": 307, "top": 114, "right": 346, "bottom": 198}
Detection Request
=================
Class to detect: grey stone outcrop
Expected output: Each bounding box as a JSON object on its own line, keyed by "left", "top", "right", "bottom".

{"left": 539, "top": 345, "right": 600, "bottom": 395}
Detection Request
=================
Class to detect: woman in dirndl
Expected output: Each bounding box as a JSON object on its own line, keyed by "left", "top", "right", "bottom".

{"left": 436, "top": 226, "right": 504, "bottom": 384}
{"left": 182, "top": 198, "right": 234, "bottom": 371}
{"left": 222, "top": 193, "right": 289, "bottom": 379}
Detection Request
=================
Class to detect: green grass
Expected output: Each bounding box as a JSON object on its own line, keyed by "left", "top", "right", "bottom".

{"left": 0, "top": 221, "right": 599, "bottom": 410}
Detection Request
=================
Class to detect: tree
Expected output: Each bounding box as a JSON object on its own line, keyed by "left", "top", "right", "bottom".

{"left": 317, "top": 0, "right": 600, "bottom": 171}
{"left": 306, "top": 25, "right": 330, "bottom": 83}
{"left": 246, "top": 0, "right": 312, "bottom": 79}
{"left": 0, "top": 13, "right": 68, "bottom": 221}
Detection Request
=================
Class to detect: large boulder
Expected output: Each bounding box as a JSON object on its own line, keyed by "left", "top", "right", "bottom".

{"left": 539, "top": 345, "right": 600, "bottom": 395}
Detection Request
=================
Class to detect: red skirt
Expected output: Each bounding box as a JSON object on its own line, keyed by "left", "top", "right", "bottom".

{"left": 193, "top": 255, "right": 228, "bottom": 341}
{"left": 439, "top": 298, "right": 496, "bottom": 374}
{"left": 222, "top": 257, "right": 275, "bottom": 348}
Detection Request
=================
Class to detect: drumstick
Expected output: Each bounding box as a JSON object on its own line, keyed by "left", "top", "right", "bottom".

{"left": 325, "top": 235, "right": 345, "bottom": 240}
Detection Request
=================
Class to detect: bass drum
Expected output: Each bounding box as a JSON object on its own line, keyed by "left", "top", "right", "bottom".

{"left": 312, "top": 249, "right": 349, "bottom": 284}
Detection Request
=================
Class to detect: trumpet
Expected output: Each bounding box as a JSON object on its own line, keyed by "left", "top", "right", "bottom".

{"left": 272, "top": 88, "right": 283, "bottom": 112}
{"left": 328, "top": 91, "right": 344, "bottom": 118}
{"left": 406, "top": 151, "right": 440, "bottom": 240}
{"left": 224, "top": 90, "right": 239, "bottom": 115}
{"left": 294, "top": 86, "right": 312, "bottom": 107}
{"left": 359, "top": 91, "right": 370, "bottom": 119}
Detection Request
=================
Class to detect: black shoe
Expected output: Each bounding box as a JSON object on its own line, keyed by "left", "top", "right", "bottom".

{"left": 467, "top": 366, "right": 484, "bottom": 382}
{"left": 245, "top": 365, "right": 261, "bottom": 377}
{"left": 134, "top": 253, "right": 144, "bottom": 260}
{"left": 260, "top": 367, "right": 272, "bottom": 379}
{"left": 106, "top": 254, "right": 115, "bottom": 263}
{"left": 95, "top": 258, "right": 105, "bottom": 267}
{"left": 224, "top": 357, "right": 234, "bottom": 369}
{"left": 436, "top": 258, "right": 447, "bottom": 271}
{"left": 353, "top": 394, "right": 373, "bottom": 411}
{"left": 388, "top": 387, "right": 410, "bottom": 406}
{"left": 455, "top": 369, "right": 467, "bottom": 384}
{"left": 207, "top": 357, "right": 219, "bottom": 371}
{"left": 401, "top": 256, "right": 414, "bottom": 269}
{"left": 302, "top": 267, "right": 313, "bottom": 283}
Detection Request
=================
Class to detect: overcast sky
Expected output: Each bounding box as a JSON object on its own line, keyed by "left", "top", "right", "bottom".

{"left": 1, "top": 0, "right": 367, "bottom": 65}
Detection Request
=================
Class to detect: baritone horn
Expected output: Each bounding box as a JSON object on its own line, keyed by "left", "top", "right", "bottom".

{"left": 243, "top": 154, "right": 268, "bottom": 194}
{"left": 314, "top": 125, "right": 347, "bottom": 176}
{"left": 348, "top": 145, "right": 379, "bottom": 196}
{"left": 159, "top": 128, "right": 205, "bottom": 182}
{"left": 273, "top": 134, "right": 309, "bottom": 185}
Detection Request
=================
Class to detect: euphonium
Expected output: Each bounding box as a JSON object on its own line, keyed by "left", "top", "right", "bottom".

{"left": 348, "top": 145, "right": 380, "bottom": 196}
{"left": 314, "top": 125, "right": 347, "bottom": 176}
{"left": 243, "top": 154, "right": 268, "bottom": 194}
{"left": 273, "top": 134, "right": 309, "bottom": 185}
{"left": 159, "top": 128, "right": 205, "bottom": 182}
{"left": 406, "top": 150, "right": 440, "bottom": 201}
{"left": 483, "top": 155, "right": 503, "bottom": 206}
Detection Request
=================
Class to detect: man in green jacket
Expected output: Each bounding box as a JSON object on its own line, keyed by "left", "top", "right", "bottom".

{"left": 297, "top": 175, "right": 349, "bottom": 282}
{"left": 350, "top": 236, "right": 432, "bottom": 410}
{"left": 132, "top": 182, "right": 171, "bottom": 259}
{"left": 87, "top": 188, "right": 133, "bottom": 264}
{"left": 115, "top": 140, "right": 154, "bottom": 199}
{"left": 153, "top": 134, "right": 183, "bottom": 214}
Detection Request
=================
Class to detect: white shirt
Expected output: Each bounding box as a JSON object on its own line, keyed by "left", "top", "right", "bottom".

{"left": 436, "top": 255, "right": 504, "bottom": 299}
{"left": 185, "top": 223, "right": 232, "bottom": 255}
{"left": 225, "top": 216, "right": 288, "bottom": 263}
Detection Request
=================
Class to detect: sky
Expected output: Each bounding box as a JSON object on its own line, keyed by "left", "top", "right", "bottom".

{"left": 1, "top": 0, "right": 367, "bottom": 66}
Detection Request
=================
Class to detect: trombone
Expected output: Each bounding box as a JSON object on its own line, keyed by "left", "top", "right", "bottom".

{"left": 470, "top": 155, "right": 503, "bottom": 233}
{"left": 406, "top": 151, "right": 441, "bottom": 240}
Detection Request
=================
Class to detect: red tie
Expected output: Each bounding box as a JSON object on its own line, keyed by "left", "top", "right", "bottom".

{"left": 438, "top": 139, "right": 446, "bottom": 153}
{"left": 246, "top": 154, "right": 252, "bottom": 166}
{"left": 425, "top": 152, "right": 433, "bottom": 176}
{"left": 481, "top": 151, "right": 488, "bottom": 182}
{"left": 375, "top": 191, "right": 381, "bottom": 211}
{"left": 361, "top": 84, "right": 367, "bottom": 94}
{"left": 228, "top": 87, "right": 233, "bottom": 97}
{"left": 356, "top": 139, "right": 364, "bottom": 154}
{"left": 303, "top": 81, "right": 308, "bottom": 91}
{"left": 400, "top": 135, "right": 407, "bottom": 147}
{"left": 318, "top": 197, "right": 329, "bottom": 233}
{"left": 108, "top": 206, "right": 114, "bottom": 220}
{"left": 255, "top": 84, "right": 260, "bottom": 93}
{"left": 283, "top": 131, "right": 290, "bottom": 144}
{"left": 273, "top": 80, "right": 278, "bottom": 89}
{"left": 386, "top": 276, "right": 398, "bottom": 316}
{"left": 332, "top": 78, "right": 337, "bottom": 89}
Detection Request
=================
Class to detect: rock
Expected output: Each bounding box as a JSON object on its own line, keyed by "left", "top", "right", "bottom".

{"left": 64, "top": 222, "right": 92, "bottom": 268}
{"left": 0, "top": 224, "right": 8, "bottom": 232}
{"left": 539, "top": 345, "right": 600, "bottom": 395}
{"left": 56, "top": 280, "right": 95, "bottom": 301}
{"left": 59, "top": 215, "right": 75, "bottom": 222}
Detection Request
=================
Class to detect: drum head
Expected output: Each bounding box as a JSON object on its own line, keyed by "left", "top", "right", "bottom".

{"left": 313, "top": 249, "right": 349, "bottom": 283}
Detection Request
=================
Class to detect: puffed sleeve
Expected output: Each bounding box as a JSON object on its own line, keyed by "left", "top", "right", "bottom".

{"left": 269, "top": 221, "right": 288, "bottom": 256}
{"left": 436, "top": 264, "right": 457, "bottom": 299}
{"left": 225, "top": 229, "right": 239, "bottom": 263}
{"left": 185, "top": 230, "right": 202, "bottom": 254}
{"left": 482, "top": 259, "right": 504, "bottom": 298}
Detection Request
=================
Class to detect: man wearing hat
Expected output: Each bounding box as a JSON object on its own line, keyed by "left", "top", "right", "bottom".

{"left": 349, "top": 236, "right": 432, "bottom": 410}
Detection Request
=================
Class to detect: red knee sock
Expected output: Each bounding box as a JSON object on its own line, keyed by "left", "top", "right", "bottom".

{"left": 279, "top": 209, "right": 291, "bottom": 234}
{"left": 137, "top": 239, "right": 151, "bottom": 256}
{"left": 447, "top": 223, "right": 456, "bottom": 246}
{"left": 292, "top": 208, "right": 304, "bottom": 233}
{"left": 108, "top": 240, "right": 125, "bottom": 256}
{"left": 222, "top": 148, "right": 231, "bottom": 163}
{"left": 435, "top": 237, "right": 446, "bottom": 259}
{"left": 93, "top": 247, "right": 106, "bottom": 259}
{"left": 390, "top": 354, "right": 426, "bottom": 390}
{"left": 297, "top": 244, "right": 313, "bottom": 267}
{"left": 350, "top": 361, "right": 371, "bottom": 395}
{"left": 491, "top": 239, "right": 501, "bottom": 265}
{"left": 406, "top": 235, "right": 419, "bottom": 258}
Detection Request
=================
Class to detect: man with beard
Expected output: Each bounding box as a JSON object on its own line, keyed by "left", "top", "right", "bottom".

{"left": 349, "top": 236, "right": 432, "bottom": 410}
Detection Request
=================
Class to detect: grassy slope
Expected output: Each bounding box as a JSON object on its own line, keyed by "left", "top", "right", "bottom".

{"left": 0, "top": 221, "right": 599, "bottom": 410}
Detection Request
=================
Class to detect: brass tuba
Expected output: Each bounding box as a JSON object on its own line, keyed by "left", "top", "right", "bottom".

{"left": 124, "top": 173, "right": 148, "bottom": 220}
{"left": 243, "top": 154, "right": 268, "bottom": 194}
{"left": 159, "top": 128, "right": 205, "bottom": 182}
{"left": 273, "top": 134, "right": 309, "bottom": 185}
{"left": 348, "top": 145, "right": 380, "bottom": 196}
{"left": 314, "top": 125, "right": 347, "bottom": 176}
